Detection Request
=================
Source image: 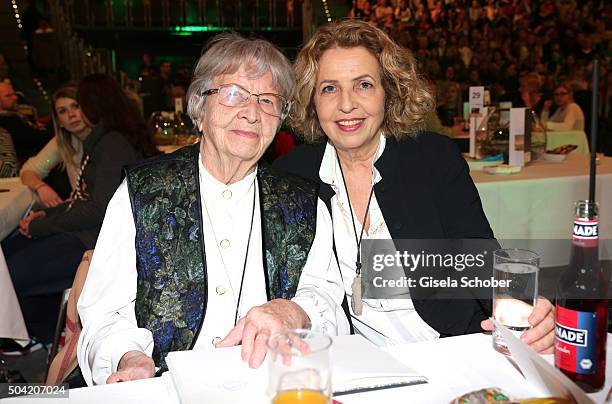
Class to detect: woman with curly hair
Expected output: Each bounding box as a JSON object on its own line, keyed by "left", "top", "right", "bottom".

{"left": 276, "top": 19, "right": 555, "bottom": 351}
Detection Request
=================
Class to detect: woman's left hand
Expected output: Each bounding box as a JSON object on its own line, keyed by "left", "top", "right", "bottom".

{"left": 481, "top": 297, "right": 555, "bottom": 353}
{"left": 18, "top": 210, "right": 46, "bottom": 238}
{"left": 215, "top": 299, "right": 311, "bottom": 368}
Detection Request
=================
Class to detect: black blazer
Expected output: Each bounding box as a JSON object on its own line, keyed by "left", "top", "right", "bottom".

{"left": 275, "top": 132, "right": 494, "bottom": 337}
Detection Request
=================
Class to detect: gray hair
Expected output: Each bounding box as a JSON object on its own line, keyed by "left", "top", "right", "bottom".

{"left": 186, "top": 33, "right": 295, "bottom": 131}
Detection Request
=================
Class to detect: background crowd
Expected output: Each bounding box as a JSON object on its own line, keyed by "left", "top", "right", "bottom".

{"left": 349, "top": 0, "right": 611, "bottom": 139}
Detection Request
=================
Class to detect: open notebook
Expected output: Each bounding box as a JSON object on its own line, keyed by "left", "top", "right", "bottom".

{"left": 166, "top": 334, "right": 427, "bottom": 404}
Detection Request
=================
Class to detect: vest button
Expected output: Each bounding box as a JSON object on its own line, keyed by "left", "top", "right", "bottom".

{"left": 212, "top": 337, "right": 222, "bottom": 345}
{"left": 220, "top": 239, "right": 230, "bottom": 249}
{"left": 222, "top": 189, "right": 232, "bottom": 199}
{"left": 216, "top": 285, "right": 226, "bottom": 295}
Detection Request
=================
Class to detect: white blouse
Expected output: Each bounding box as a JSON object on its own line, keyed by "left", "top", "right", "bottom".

{"left": 320, "top": 136, "right": 439, "bottom": 347}
{"left": 20, "top": 136, "right": 83, "bottom": 190}
{"left": 541, "top": 102, "right": 585, "bottom": 132}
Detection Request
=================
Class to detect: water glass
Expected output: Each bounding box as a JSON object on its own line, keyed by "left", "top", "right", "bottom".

{"left": 267, "top": 329, "right": 331, "bottom": 404}
{"left": 492, "top": 248, "right": 539, "bottom": 355}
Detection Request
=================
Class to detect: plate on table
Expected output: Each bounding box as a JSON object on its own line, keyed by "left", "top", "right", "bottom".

{"left": 483, "top": 165, "right": 522, "bottom": 175}
{"left": 540, "top": 153, "right": 567, "bottom": 163}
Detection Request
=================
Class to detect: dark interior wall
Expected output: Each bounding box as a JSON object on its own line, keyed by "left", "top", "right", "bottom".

{"left": 76, "top": 29, "right": 304, "bottom": 79}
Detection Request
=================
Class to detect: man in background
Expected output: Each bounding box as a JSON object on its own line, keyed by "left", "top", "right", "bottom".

{"left": 0, "top": 81, "right": 52, "bottom": 164}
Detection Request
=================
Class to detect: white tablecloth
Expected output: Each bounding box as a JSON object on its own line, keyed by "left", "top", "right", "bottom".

{"left": 0, "top": 178, "right": 31, "bottom": 341}
{"left": 0, "top": 178, "right": 33, "bottom": 241}
{"left": 0, "top": 246, "right": 28, "bottom": 341}
{"left": 471, "top": 155, "right": 612, "bottom": 267}
{"left": 6, "top": 333, "right": 609, "bottom": 403}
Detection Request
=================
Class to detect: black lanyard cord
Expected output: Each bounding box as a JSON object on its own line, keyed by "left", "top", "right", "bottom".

{"left": 336, "top": 152, "right": 375, "bottom": 276}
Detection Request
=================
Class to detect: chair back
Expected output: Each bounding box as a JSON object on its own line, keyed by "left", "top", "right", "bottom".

{"left": 45, "top": 250, "right": 94, "bottom": 385}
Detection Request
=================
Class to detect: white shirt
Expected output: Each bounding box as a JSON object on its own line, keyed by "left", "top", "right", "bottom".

{"left": 320, "top": 136, "right": 439, "bottom": 347}
{"left": 542, "top": 102, "right": 585, "bottom": 132}
{"left": 77, "top": 154, "right": 349, "bottom": 386}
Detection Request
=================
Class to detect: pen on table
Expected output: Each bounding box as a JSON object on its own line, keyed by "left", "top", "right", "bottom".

{"left": 0, "top": 189, "right": 10, "bottom": 193}
{"left": 333, "top": 379, "right": 427, "bottom": 397}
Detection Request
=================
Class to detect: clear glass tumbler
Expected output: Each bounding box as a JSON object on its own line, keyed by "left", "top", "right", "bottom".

{"left": 492, "top": 248, "right": 539, "bottom": 355}
{"left": 267, "top": 329, "right": 332, "bottom": 404}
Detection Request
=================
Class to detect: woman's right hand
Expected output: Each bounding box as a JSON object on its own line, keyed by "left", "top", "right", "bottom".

{"left": 106, "top": 350, "right": 155, "bottom": 383}
{"left": 35, "top": 183, "right": 63, "bottom": 208}
{"left": 543, "top": 100, "right": 553, "bottom": 111}
{"left": 19, "top": 210, "right": 46, "bottom": 238}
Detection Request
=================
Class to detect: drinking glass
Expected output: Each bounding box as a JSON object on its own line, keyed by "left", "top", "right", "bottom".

{"left": 267, "top": 329, "right": 331, "bottom": 404}
{"left": 492, "top": 248, "right": 539, "bottom": 355}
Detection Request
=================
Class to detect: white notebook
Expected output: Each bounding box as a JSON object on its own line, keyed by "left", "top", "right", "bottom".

{"left": 166, "top": 334, "right": 427, "bottom": 404}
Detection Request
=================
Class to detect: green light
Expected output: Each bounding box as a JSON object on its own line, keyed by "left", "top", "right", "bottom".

{"left": 172, "top": 25, "right": 287, "bottom": 33}
{"left": 173, "top": 25, "right": 223, "bottom": 32}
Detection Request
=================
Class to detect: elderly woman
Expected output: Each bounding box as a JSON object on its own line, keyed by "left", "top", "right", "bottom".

{"left": 76, "top": 34, "right": 348, "bottom": 386}
{"left": 541, "top": 83, "right": 585, "bottom": 131}
{"left": 276, "top": 20, "right": 555, "bottom": 352}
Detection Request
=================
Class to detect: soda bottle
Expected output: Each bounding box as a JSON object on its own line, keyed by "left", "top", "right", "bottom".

{"left": 555, "top": 200, "right": 608, "bottom": 392}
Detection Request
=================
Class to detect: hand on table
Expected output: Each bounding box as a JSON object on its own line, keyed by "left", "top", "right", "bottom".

{"left": 19, "top": 210, "right": 46, "bottom": 238}
{"left": 216, "top": 299, "right": 311, "bottom": 368}
{"left": 106, "top": 350, "right": 155, "bottom": 384}
{"left": 481, "top": 297, "right": 555, "bottom": 354}
{"left": 35, "top": 184, "right": 63, "bottom": 208}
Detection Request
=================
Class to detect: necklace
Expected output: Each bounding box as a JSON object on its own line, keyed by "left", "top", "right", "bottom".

{"left": 336, "top": 152, "right": 375, "bottom": 316}
{"left": 202, "top": 179, "right": 257, "bottom": 326}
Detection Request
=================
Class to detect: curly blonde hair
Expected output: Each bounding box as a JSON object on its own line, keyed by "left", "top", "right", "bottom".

{"left": 291, "top": 19, "right": 434, "bottom": 142}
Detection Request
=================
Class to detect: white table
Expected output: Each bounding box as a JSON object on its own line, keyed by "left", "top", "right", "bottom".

{"left": 0, "top": 178, "right": 33, "bottom": 241}
{"left": 5, "top": 333, "right": 609, "bottom": 403}
{"left": 470, "top": 154, "right": 612, "bottom": 267}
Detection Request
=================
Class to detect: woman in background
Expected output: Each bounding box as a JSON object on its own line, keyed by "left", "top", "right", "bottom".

{"left": 20, "top": 83, "right": 86, "bottom": 208}
{"left": 542, "top": 83, "right": 585, "bottom": 131}
{"left": 1, "top": 74, "right": 157, "bottom": 354}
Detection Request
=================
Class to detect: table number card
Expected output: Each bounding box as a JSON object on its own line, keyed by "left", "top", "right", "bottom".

{"left": 509, "top": 107, "right": 532, "bottom": 166}
{"left": 469, "top": 86, "right": 485, "bottom": 111}
{"left": 468, "top": 87, "right": 486, "bottom": 158}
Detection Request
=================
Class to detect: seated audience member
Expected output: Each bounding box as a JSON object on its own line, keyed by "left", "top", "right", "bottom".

{"left": 76, "top": 34, "right": 348, "bottom": 386}
{"left": 0, "top": 127, "right": 18, "bottom": 177}
{"left": 276, "top": 20, "right": 554, "bottom": 352}
{"left": 0, "top": 81, "right": 52, "bottom": 164}
{"left": 542, "top": 83, "right": 585, "bottom": 131}
{"left": 0, "top": 74, "right": 157, "bottom": 354}
{"left": 436, "top": 66, "right": 462, "bottom": 126}
{"left": 20, "top": 84, "right": 86, "bottom": 208}
{"left": 515, "top": 72, "right": 547, "bottom": 117}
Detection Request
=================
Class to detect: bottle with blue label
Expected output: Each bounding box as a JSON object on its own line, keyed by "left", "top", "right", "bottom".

{"left": 555, "top": 200, "right": 608, "bottom": 392}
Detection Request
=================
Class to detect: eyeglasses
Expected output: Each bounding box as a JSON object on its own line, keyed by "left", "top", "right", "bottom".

{"left": 554, "top": 91, "right": 569, "bottom": 96}
{"left": 201, "top": 83, "right": 289, "bottom": 118}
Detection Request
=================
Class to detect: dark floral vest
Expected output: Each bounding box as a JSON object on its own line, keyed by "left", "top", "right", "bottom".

{"left": 124, "top": 144, "right": 318, "bottom": 372}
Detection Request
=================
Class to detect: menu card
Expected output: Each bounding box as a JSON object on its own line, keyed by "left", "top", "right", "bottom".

{"left": 491, "top": 318, "right": 593, "bottom": 403}
{"left": 166, "top": 335, "right": 427, "bottom": 404}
